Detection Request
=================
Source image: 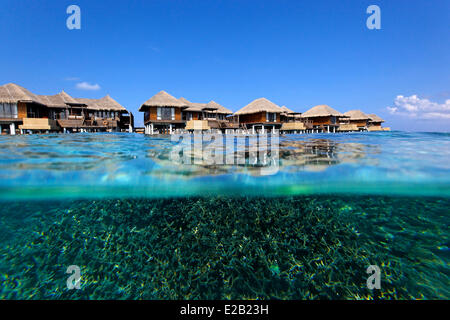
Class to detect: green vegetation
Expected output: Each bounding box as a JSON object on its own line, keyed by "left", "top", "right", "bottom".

{"left": 0, "top": 196, "right": 448, "bottom": 299}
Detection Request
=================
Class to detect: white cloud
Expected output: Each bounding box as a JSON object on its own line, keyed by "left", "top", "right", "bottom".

{"left": 387, "top": 95, "right": 450, "bottom": 119}
{"left": 76, "top": 82, "right": 101, "bottom": 91}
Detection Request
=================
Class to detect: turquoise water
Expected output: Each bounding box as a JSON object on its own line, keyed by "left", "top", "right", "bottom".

{"left": 0, "top": 132, "right": 449, "bottom": 198}
{"left": 0, "top": 132, "right": 448, "bottom": 299}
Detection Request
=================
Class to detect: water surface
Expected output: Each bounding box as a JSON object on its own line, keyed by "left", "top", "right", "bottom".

{"left": 0, "top": 131, "right": 449, "bottom": 199}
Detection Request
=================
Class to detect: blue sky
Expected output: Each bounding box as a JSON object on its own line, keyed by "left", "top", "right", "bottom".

{"left": 0, "top": 0, "right": 449, "bottom": 130}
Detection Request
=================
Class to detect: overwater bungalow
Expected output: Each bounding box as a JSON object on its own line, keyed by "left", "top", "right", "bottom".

{"left": 140, "top": 92, "right": 238, "bottom": 134}
{"left": 203, "top": 101, "right": 222, "bottom": 120}
{"left": 279, "top": 106, "right": 313, "bottom": 134}
{"left": 180, "top": 97, "right": 210, "bottom": 132}
{"left": 0, "top": 83, "right": 133, "bottom": 134}
{"left": 208, "top": 101, "right": 239, "bottom": 130}
{"left": 339, "top": 110, "right": 370, "bottom": 132}
{"left": 179, "top": 97, "right": 204, "bottom": 121}
{"left": 35, "top": 91, "right": 88, "bottom": 133}
{"left": 0, "top": 83, "right": 59, "bottom": 134}
{"left": 182, "top": 98, "right": 238, "bottom": 133}
{"left": 234, "top": 98, "right": 283, "bottom": 134}
{"left": 279, "top": 106, "right": 297, "bottom": 123}
{"left": 74, "top": 96, "right": 133, "bottom": 133}
{"left": 367, "top": 114, "right": 390, "bottom": 131}
{"left": 140, "top": 91, "right": 188, "bottom": 135}
{"left": 301, "top": 105, "right": 346, "bottom": 133}
{"left": 193, "top": 101, "right": 238, "bottom": 132}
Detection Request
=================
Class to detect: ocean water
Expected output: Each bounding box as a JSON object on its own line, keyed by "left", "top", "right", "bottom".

{"left": 0, "top": 132, "right": 448, "bottom": 299}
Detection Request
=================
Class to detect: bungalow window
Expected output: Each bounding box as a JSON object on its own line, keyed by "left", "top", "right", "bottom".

{"left": 266, "top": 112, "right": 276, "bottom": 122}
{"left": 27, "top": 105, "right": 43, "bottom": 118}
{"left": 0, "top": 103, "right": 18, "bottom": 118}
{"left": 157, "top": 107, "right": 174, "bottom": 120}
{"left": 183, "top": 112, "right": 193, "bottom": 121}
{"left": 60, "top": 110, "right": 67, "bottom": 119}
{"left": 162, "top": 107, "right": 172, "bottom": 120}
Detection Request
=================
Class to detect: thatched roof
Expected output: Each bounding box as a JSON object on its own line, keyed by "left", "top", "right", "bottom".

{"left": 0, "top": 83, "right": 126, "bottom": 113}
{"left": 234, "top": 98, "right": 283, "bottom": 115}
{"left": 280, "top": 106, "right": 293, "bottom": 114}
{"left": 179, "top": 98, "right": 232, "bottom": 114}
{"left": 202, "top": 102, "right": 218, "bottom": 110}
{"left": 178, "top": 97, "right": 190, "bottom": 105}
{"left": 185, "top": 105, "right": 205, "bottom": 112}
{"left": 0, "top": 83, "right": 44, "bottom": 105}
{"left": 301, "top": 105, "right": 344, "bottom": 118}
{"left": 344, "top": 110, "right": 369, "bottom": 121}
{"left": 38, "top": 91, "right": 85, "bottom": 108}
{"left": 205, "top": 101, "right": 232, "bottom": 114}
{"left": 60, "top": 91, "right": 85, "bottom": 105}
{"left": 280, "top": 105, "right": 299, "bottom": 115}
{"left": 94, "top": 95, "right": 127, "bottom": 111}
{"left": 139, "top": 91, "right": 187, "bottom": 111}
{"left": 367, "top": 113, "right": 385, "bottom": 123}
{"left": 179, "top": 97, "right": 206, "bottom": 112}
{"left": 75, "top": 95, "right": 126, "bottom": 111}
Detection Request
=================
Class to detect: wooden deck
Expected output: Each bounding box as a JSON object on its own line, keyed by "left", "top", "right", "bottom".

{"left": 20, "top": 118, "right": 59, "bottom": 130}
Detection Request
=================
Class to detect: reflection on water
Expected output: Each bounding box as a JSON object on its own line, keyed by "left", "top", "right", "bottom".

{"left": 280, "top": 138, "right": 379, "bottom": 171}
{"left": 0, "top": 132, "right": 449, "bottom": 198}
{"left": 147, "top": 135, "right": 379, "bottom": 176}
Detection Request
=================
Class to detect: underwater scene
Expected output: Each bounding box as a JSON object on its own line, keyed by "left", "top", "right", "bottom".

{"left": 0, "top": 132, "right": 448, "bottom": 299}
